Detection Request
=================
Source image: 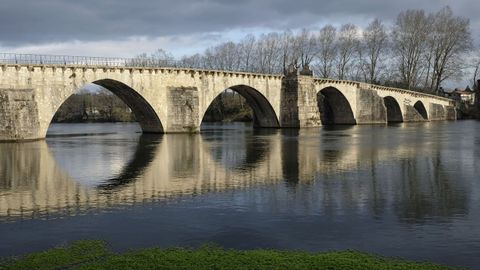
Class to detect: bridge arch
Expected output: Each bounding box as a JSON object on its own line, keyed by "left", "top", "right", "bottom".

{"left": 413, "top": 101, "right": 428, "bottom": 120}
{"left": 317, "top": 87, "right": 356, "bottom": 125}
{"left": 201, "top": 85, "right": 280, "bottom": 128}
{"left": 383, "top": 96, "right": 403, "bottom": 123}
{"left": 50, "top": 79, "right": 164, "bottom": 133}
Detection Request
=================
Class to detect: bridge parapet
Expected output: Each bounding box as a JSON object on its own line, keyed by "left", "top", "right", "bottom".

{"left": 0, "top": 63, "right": 284, "bottom": 82}
{"left": 0, "top": 53, "right": 285, "bottom": 78}
{"left": 314, "top": 78, "right": 454, "bottom": 105}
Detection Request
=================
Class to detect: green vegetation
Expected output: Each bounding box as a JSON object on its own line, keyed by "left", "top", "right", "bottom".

{"left": 203, "top": 91, "right": 253, "bottom": 122}
{"left": 0, "top": 240, "right": 461, "bottom": 270}
{"left": 53, "top": 90, "right": 136, "bottom": 123}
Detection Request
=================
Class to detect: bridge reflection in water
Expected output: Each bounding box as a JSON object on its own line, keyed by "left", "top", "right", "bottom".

{"left": 0, "top": 123, "right": 470, "bottom": 224}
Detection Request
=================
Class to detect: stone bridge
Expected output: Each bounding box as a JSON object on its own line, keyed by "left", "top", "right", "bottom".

{"left": 0, "top": 56, "right": 456, "bottom": 141}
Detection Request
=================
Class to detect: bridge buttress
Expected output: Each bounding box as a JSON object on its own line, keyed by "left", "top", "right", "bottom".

{"left": 166, "top": 86, "right": 200, "bottom": 133}
{"left": 280, "top": 74, "right": 321, "bottom": 128}
{"left": 0, "top": 89, "right": 41, "bottom": 141}
{"left": 355, "top": 88, "right": 387, "bottom": 124}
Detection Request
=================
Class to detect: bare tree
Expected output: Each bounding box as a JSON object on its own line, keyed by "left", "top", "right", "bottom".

{"left": 255, "top": 33, "right": 283, "bottom": 73}
{"left": 392, "top": 10, "right": 430, "bottom": 89}
{"left": 316, "top": 25, "right": 337, "bottom": 78}
{"left": 211, "top": 41, "right": 242, "bottom": 71}
{"left": 180, "top": 53, "right": 203, "bottom": 68}
{"left": 427, "top": 6, "right": 472, "bottom": 93}
{"left": 131, "top": 49, "right": 174, "bottom": 67}
{"left": 362, "top": 19, "right": 389, "bottom": 83}
{"left": 336, "top": 24, "right": 360, "bottom": 80}
{"left": 279, "top": 31, "right": 295, "bottom": 73}
{"left": 150, "top": 49, "right": 174, "bottom": 64}
{"left": 238, "top": 35, "right": 256, "bottom": 71}
{"left": 470, "top": 47, "right": 480, "bottom": 90}
{"left": 296, "top": 29, "right": 319, "bottom": 69}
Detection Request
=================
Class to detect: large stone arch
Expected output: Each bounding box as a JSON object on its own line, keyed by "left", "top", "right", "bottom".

{"left": 200, "top": 85, "right": 280, "bottom": 128}
{"left": 317, "top": 87, "right": 356, "bottom": 125}
{"left": 49, "top": 79, "right": 164, "bottom": 133}
{"left": 383, "top": 96, "right": 403, "bottom": 123}
{"left": 414, "top": 101, "right": 428, "bottom": 120}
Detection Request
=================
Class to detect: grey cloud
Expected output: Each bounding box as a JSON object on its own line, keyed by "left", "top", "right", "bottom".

{"left": 0, "top": 0, "right": 479, "bottom": 46}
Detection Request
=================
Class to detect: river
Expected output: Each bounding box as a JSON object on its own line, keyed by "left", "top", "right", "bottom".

{"left": 1, "top": 121, "right": 479, "bottom": 268}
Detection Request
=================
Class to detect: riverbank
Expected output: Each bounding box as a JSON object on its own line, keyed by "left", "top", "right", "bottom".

{"left": 0, "top": 240, "right": 459, "bottom": 270}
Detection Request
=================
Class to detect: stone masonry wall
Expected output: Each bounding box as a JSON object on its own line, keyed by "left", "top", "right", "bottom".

{"left": 429, "top": 103, "right": 446, "bottom": 121}
{"left": 404, "top": 105, "right": 428, "bottom": 122}
{"left": 280, "top": 76, "right": 300, "bottom": 127}
{"left": 167, "top": 87, "right": 199, "bottom": 133}
{"left": 0, "top": 89, "right": 40, "bottom": 141}
{"left": 445, "top": 106, "right": 457, "bottom": 120}
{"left": 355, "top": 89, "right": 387, "bottom": 124}
{"left": 280, "top": 74, "right": 321, "bottom": 127}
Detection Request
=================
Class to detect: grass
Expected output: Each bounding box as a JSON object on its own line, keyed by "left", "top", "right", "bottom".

{"left": 0, "top": 240, "right": 462, "bottom": 270}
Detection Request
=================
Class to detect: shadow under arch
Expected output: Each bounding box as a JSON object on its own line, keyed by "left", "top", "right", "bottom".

{"left": 383, "top": 96, "right": 403, "bottom": 123}
{"left": 88, "top": 79, "right": 164, "bottom": 133}
{"left": 414, "top": 101, "right": 428, "bottom": 120}
{"left": 97, "top": 134, "right": 163, "bottom": 190}
{"left": 317, "top": 87, "right": 356, "bottom": 125}
{"left": 201, "top": 85, "right": 280, "bottom": 128}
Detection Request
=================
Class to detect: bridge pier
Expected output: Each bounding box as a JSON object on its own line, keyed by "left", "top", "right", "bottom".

{"left": 0, "top": 89, "right": 41, "bottom": 141}
{"left": 355, "top": 85, "right": 387, "bottom": 124}
{"left": 166, "top": 87, "right": 200, "bottom": 133}
{"left": 280, "top": 73, "right": 321, "bottom": 128}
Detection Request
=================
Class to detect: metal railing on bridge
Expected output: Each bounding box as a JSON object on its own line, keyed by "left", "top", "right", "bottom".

{"left": 0, "top": 53, "right": 181, "bottom": 68}
{"left": 0, "top": 53, "right": 284, "bottom": 74}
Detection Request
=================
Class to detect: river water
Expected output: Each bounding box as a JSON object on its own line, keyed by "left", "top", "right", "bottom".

{"left": 1, "top": 121, "right": 479, "bottom": 268}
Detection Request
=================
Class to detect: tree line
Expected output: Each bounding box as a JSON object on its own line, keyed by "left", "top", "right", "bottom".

{"left": 55, "top": 6, "right": 478, "bottom": 123}
{"left": 53, "top": 90, "right": 135, "bottom": 123}
{"left": 139, "top": 6, "right": 473, "bottom": 94}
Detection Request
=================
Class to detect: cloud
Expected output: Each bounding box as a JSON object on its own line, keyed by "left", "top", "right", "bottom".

{"left": 0, "top": 35, "right": 218, "bottom": 58}
{"left": 0, "top": 0, "right": 478, "bottom": 57}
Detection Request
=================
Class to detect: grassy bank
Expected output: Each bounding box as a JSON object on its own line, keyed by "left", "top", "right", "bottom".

{"left": 0, "top": 240, "right": 460, "bottom": 270}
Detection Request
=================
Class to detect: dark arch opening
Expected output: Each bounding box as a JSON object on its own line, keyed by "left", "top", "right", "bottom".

{"left": 383, "top": 96, "right": 403, "bottom": 123}
{"left": 414, "top": 101, "right": 428, "bottom": 120}
{"left": 50, "top": 79, "right": 164, "bottom": 133}
{"left": 317, "top": 87, "right": 356, "bottom": 125}
{"left": 93, "top": 79, "right": 164, "bottom": 133}
{"left": 201, "top": 85, "right": 280, "bottom": 128}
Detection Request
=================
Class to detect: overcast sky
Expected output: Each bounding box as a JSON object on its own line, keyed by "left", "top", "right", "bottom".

{"left": 0, "top": 0, "right": 478, "bottom": 58}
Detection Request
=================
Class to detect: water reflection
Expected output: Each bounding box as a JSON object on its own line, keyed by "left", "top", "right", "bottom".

{"left": 99, "top": 134, "right": 162, "bottom": 190}
{"left": 201, "top": 124, "right": 276, "bottom": 171}
{"left": 0, "top": 122, "right": 476, "bottom": 227}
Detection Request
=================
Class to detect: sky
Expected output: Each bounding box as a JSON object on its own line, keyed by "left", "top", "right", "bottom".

{"left": 0, "top": 0, "right": 479, "bottom": 69}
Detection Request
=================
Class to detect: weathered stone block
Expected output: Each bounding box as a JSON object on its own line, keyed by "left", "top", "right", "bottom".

{"left": 445, "top": 106, "right": 456, "bottom": 120}
{"left": 429, "top": 103, "right": 446, "bottom": 121}
{"left": 280, "top": 75, "right": 321, "bottom": 128}
{"left": 356, "top": 89, "right": 387, "bottom": 124}
{"left": 404, "top": 105, "right": 428, "bottom": 122}
{"left": 167, "top": 87, "right": 199, "bottom": 133}
{"left": 0, "top": 89, "right": 40, "bottom": 141}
